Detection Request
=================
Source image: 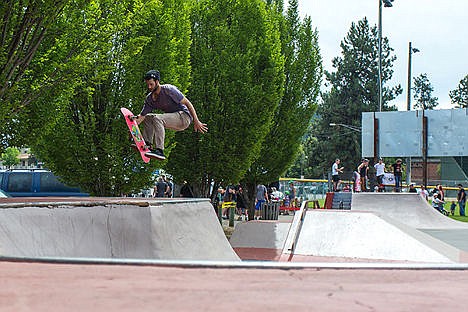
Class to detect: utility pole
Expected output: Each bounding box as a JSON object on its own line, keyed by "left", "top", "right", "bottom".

{"left": 407, "top": 42, "right": 420, "bottom": 111}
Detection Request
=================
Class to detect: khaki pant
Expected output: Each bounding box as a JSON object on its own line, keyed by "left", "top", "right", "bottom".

{"left": 142, "top": 111, "right": 191, "bottom": 150}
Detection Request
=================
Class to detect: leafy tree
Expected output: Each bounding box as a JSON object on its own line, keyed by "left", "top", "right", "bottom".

{"left": 0, "top": 0, "right": 72, "bottom": 105}
{"left": 1, "top": 147, "right": 20, "bottom": 169}
{"left": 449, "top": 74, "right": 468, "bottom": 108}
{"left": 0, "top": 0, "right": 90, "bottom": 147}
{"left": 242, "top": 0, "right": 322, "bottom": 210}
{"left": 413, "top": 73, "right": 438, "bottom": 110}
{"left": 30, "top": 0, "right": 192, "bottom": 196}
{"left": 166, "top": 0, "right": 285, "bottom": 197}
{"left": 307, "top": 18, "right": 401, "bottom": 176}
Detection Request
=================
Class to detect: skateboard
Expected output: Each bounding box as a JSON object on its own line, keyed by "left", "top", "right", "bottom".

{"left": 121, "top": 107, "right": 151, "bottom": 163}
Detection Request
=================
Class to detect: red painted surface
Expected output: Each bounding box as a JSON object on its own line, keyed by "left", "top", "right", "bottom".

{"left": 1, "top": 260, "right": 468, "bottom": 312}
{"left": 234, "top": 247, "right": 283, "bottom": 261}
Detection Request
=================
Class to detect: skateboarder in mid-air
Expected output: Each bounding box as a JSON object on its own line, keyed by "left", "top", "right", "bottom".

{"left": 131, "top": 70, "right": 208, "bottom": 160}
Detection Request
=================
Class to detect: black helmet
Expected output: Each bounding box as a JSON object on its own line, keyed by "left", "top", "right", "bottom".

{"left": 144, "top": 70, "right": 160, "bottom": 81}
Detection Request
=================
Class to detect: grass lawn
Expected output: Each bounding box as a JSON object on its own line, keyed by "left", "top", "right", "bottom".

{"left": 445, "top": 202, "right": 468, "bottom": 222}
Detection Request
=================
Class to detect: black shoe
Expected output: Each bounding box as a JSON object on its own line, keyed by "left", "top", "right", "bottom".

{"left": 145, "top": 148, "right": 166, "bottom": 160}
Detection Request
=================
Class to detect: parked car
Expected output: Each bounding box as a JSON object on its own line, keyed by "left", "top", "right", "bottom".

{"left": 0, "top": 189, "right": 10, "bottom": 198}
{"left": 0, "top": 169, "right": 88, "bottom": 197}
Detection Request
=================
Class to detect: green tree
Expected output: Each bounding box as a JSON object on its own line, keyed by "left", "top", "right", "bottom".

{"left": 30, "top": 0, "right": 192, "bottom": 196}
{"left": 0, "top": 0, "right": 91, "bottom": 147}
{"left": 1, "top": 147, "right": 20, "bottom": 169}
{"left": 307, "top": 18, "right": 401, "bottom": 176}
{"left": 166, "top": 0, "right": 284, "bottom": 197}
{"left": 413, "top": 73, "right": 438, "bottom": 110}
{"left": 0, "top": 0, "right": 73, "bottom": 105}
{"left": 449, "top": 74, "right": 468, "bottom": 108}
{"left": 242, "top": 0, "right": 322, "bottom": 208}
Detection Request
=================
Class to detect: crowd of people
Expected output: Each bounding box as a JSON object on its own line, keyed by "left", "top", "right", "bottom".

{"left": 331, "top": 158, "right": 467, "bottom": 217}
{"left": 213, "top": 182, "right": 298, "bottom": 221}
{"left": 153, "top": 175, "right": 174, "bottom": 198}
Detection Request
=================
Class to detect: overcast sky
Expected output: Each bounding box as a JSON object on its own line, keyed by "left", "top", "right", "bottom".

{"left": 298, "top": 0, "right": 468, "bottom": 110}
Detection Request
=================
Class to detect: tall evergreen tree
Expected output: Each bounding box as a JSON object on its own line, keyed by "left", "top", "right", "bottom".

{"left": 413, "top": 73, "right": 438, "bottom": 110}
{"left": 242, "top": 0, "right": 322, "bottom": 207}
{"left": 449, "top": 74, "right": 468, "bottom": 108}
{"left": 308, "top": 18, "right": 401, "bottom": 176}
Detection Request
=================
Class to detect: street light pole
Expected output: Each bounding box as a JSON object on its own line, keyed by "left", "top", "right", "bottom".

{"left": 378, "top": 0, "right": 394, "bottom": 112}
{"left": 406, "top": 42, "right": 420, "bottom": 111}
{"left": 378, "top": 0, "right": 383, "bottom": 112}
{"left": 406, "top": 42, "right": 419, "bottom": 185}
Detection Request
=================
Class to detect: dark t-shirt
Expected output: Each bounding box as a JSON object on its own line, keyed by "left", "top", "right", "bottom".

{"left": 156, "top": 181, "right": 167, "bottom": 197}
{"left": 392, "top": 163, "right": 402, "bottom": 176}
{"left": 140, "top": 84, "right": 192, "bottom": 120}
{"left": 359, "top": 164, "right": 368, "bottom": 177}
{"left": 458, "top": 188, "right": 466, "bottom": 202}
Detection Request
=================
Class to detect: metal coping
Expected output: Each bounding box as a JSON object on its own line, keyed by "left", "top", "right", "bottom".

{"left": 2, "top": 255, "right": 468, "bottom": 270}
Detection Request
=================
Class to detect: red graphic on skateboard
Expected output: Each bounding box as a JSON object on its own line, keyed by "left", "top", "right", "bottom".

{"left": 121, "top": 107, "right": 151, "bottom": 163}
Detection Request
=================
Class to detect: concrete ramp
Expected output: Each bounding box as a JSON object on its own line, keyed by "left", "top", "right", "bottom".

{"left": 230, "top": 221, "right": 290, "bottom": 260}
{"left": 0, "top": 198, "right": 239, "bottom": 261}
{"left": 291, "top": 210, "right": 461, "bottom": 263}
{"left": 351, "top": 193, "right": 468, "bottom": 229}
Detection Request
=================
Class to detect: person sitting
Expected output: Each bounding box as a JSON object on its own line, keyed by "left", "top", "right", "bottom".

{"left": 408, "top": 183, "right": 417, "bottom": 193}
{"left": 432, "top": 194, "right": 445, "bottom": 213}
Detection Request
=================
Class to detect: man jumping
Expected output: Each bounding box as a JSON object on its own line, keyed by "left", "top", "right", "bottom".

{"left": 132, "top": 70, "right": 208, "bottom": 160}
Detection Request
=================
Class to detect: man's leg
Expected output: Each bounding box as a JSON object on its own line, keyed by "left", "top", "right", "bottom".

{"left": 395, "top": 176, "right": 400, "bottom": 192}
{"left": 142, "top": 112, "right": 191, "bottom": 150}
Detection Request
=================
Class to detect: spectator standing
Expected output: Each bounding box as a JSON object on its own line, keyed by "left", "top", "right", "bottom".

{"left": 180, "top": 181, "right": 194, "bottom": 198}
{"left": 255, "top": 184, "right": 268, "bottom": 220}
{"left": 437, "top": 184, "right": 445, "bottom": 212}
{"left": 357, "top": 159, "right": 369, "bottom": 192}
{"left": 236, "top": 186, "right": 249, "bottom": 221}
{"left": 155, "top": 177, "right": 168, "bottom": 198}
{"left": 213, "top": 187, "right": 224, "bottom": 215}
{"left": 458, "top": 184, "right": 466, "bottom": 217}
{"left": 392, "top": 159, "right": 403, "bottom": 192}
{"left": 283, "top": 191, "right": 290, "bottom": 209}
{"left": 222, "top": 185, "right": 237, "bottom": 219}
{"left": 374, "top": 158, "right": 386, "bottom": 186}
{"left": 165, "top": 177, "right": 173, "bottom": 198}
{"left": 288, "top": 181, "right": 296, "bottom": 208}
{"left": 331, "top": 159, "right": 344, "bottom": 192}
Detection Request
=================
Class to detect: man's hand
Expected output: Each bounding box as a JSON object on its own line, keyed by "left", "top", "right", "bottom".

{"left": 193, "top": 119, "right": 208, "bottom": 133}
{"left": 130, "top": 115, "right": 145, "bottom": 125}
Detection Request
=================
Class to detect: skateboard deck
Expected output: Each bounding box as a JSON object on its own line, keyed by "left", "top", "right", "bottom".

{"left": 121, "top": 107, "right": 151, "bottom": 163}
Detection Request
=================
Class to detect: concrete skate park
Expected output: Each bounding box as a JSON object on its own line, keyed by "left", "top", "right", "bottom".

{"left": 2, "top": 193, "right": 468, "bottom": 311}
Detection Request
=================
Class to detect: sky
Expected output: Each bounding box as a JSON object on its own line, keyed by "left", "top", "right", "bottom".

{"left": 298, "top": 0, "right": 468, "bottom": 110}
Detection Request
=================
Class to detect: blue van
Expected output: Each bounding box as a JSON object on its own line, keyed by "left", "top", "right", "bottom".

{"left": 0, "top": 169, "right": 89, "bottom": 197}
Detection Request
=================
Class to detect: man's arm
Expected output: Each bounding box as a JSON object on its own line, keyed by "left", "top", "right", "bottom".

{"left": 181, "top": 97, "right": 208, "bottom": 133}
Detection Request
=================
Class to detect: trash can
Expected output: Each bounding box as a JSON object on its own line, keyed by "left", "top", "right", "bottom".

{"left": 261, "top": 201, "right": 280, "bottom": 220}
